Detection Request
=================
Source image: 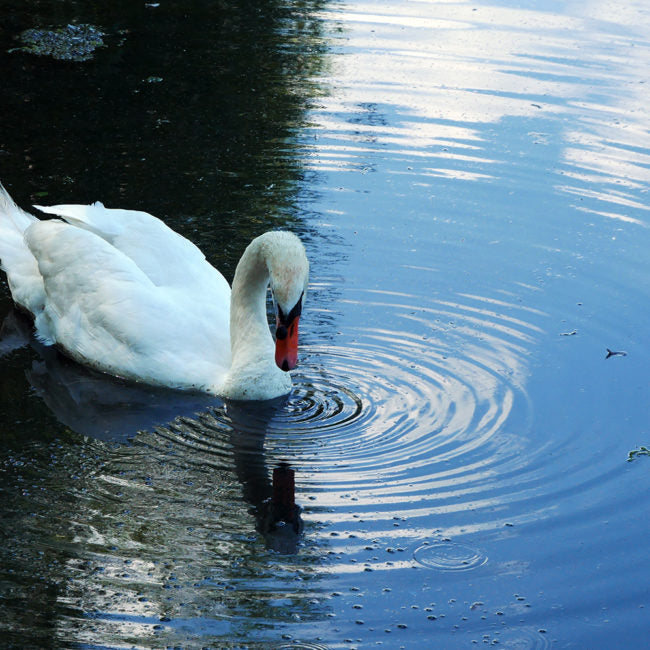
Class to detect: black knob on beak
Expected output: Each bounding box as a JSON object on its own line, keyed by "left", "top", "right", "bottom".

{"left": 276, "top": 324, "right": 288, "bottom": 340}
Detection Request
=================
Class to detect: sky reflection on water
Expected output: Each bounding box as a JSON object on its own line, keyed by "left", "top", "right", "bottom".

{"left": 311, "top": 0, "right": 650, "bottom": 228}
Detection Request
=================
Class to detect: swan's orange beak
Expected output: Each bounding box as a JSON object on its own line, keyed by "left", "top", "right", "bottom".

{"left": 275, "top": 316, "right": 299, "bottom": 372}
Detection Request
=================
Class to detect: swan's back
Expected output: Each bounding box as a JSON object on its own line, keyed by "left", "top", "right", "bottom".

{"left": 35, "top": 201, "right": 225, "bottom": 289}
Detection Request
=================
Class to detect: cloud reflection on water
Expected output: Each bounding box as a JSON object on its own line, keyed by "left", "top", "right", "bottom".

{"left": 309, "top": 0, "right": 650, "bottom": 226}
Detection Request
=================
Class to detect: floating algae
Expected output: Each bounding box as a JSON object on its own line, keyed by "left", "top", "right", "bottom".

{"left": 627, "top": 446, "right": 650, "bottom": 462}
{"left": 12, "top": 23, "right": 106, "bottom": 61}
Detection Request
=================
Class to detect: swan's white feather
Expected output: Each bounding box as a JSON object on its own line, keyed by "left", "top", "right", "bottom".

{"left": 0, "top": 184, "right": 308, "bottom": 399}
{"left": 33, "top": 201, "right": 222, "bottom": 288}
{"left": 25, "top": 220, "right": 230, "bottom": 389}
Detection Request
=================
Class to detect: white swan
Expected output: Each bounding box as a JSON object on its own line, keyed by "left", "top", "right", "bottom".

{"left": 0, "top": 184, "right": 309, "bottom": 400}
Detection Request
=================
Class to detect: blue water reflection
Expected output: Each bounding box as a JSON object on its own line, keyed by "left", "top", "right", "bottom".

{"left": 294, "top": 1, "right": 650, "bottom": 647}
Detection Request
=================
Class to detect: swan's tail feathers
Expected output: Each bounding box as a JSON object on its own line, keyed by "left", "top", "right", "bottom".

{"left": 0, "top": 183, "right": 37, "bottom": 246}
{"left": 0, "top": 183, "right": 37, "bottom": 272}
{"left": 0, "top": 183, "right": 43, "bottom": 316}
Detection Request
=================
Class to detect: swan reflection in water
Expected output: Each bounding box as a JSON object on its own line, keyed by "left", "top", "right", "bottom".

{"left": 1, "top": 309, "right": 304, "bottom": 553}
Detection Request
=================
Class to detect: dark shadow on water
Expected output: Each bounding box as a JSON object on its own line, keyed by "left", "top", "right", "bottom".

{"left": 2, "top": 308, "right": 304, "bottom": 552}
{"left": 1, "top": 309, "right": 219, "bottom": 441}
{"left": 0, "top": 0, "right": 331, "bottom": 276}
{"left": 0, "top": 0, "right": 333, "bottom": 644}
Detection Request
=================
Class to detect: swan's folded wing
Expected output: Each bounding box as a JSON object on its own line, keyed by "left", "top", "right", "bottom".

{"left": 34, "top": 202, "right": 229, "bottom": 293}
{"left": 25, "top": 220, "right": 230, "bottom": 389}
{"left": 26, "top": 219, "right": 156, "bottom": 349}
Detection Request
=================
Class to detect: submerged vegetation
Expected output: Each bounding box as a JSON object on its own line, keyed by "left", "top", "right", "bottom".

{"left": 12, "top": 23, "right": 105, "bottom": 61}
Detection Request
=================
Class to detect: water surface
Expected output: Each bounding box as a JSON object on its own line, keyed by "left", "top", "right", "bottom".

{"left": 1, "top": 0, "right": 649, "bottom": 648}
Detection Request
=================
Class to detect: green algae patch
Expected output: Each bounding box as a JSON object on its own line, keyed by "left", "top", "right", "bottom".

{"left": 12, "top": 24, "right": 106, "bottom": 62}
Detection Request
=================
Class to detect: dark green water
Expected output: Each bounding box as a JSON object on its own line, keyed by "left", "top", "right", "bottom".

{"left": 1, "top": 0, "right": 650, "bottom": 648}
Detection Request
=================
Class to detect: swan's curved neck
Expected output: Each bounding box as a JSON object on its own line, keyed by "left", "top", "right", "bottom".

{"left": 221, "top": 231, "right": 306, "bottom": 400}
{"left": 229, "top": 238, "right": 274, "bottom": 369}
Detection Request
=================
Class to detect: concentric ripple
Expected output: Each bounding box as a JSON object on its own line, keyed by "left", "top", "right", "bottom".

{"left": 260, "top": 287, "right": 540, "bottom": 492}
{"left": 276, "top": 644, "right": 330, "bottom": 650}
{"left": 413, "top": 540, "right": 488, "bottom": 572}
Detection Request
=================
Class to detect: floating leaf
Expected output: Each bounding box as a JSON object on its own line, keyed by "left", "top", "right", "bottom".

{"left": 627, "top": 446, "right": 650, "bottom": 462}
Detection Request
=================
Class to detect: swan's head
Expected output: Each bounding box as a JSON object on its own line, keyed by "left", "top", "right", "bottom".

{"left": 262, "top": 232, "right": 309, "bottom": 373}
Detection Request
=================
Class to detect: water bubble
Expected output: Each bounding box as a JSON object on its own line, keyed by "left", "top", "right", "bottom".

{"left": 413, "top": 540, "right": 488, "bottom": 572}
